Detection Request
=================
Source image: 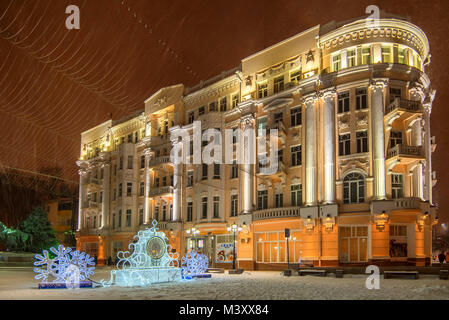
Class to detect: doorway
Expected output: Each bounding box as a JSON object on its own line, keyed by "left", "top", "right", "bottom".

{"left": 339, "top": 226, "right": 368, "bottom": 263}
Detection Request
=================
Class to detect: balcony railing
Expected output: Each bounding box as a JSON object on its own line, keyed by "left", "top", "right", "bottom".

{"left": 149, "top": 156, "right": 171, "bottom": 167}
{"left": 386, "top": 144, "right": 424, "bottom": 159}
{"left": 149, "top": 186, "right": 173, "bottom": 197}
{"left": 253, "top": 207, "right": 300, "bottom": 221}
{"left": 385, "top": 98, "right": 422, "bottom": 115}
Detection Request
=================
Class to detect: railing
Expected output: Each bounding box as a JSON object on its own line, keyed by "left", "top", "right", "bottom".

{"left": 84, "top": 177, "right": 101, "bottom": 186}
{"left": 393, "top": 197, "right": 421, "bottom": 210}
{"left": 148, "top": 186, "right": 173, "bottom": 197}
{"left": 149, "top": 156, "right": 171, "bottom": 167}
{"left": 386, "top": 144, "right": 424, "bottom": 159}
{"left": 253, "top": 207, "right": 300, "bottom": 221}
{"left": 385, "top": 98, "right": 422, "bottom": 115}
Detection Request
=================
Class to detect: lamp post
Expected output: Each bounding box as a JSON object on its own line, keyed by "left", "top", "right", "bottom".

{"left": 227, "top": 223, "right": 242, "bottom": 270}
{"left": 186, "top": 227, "right": 200, "bottom": 251}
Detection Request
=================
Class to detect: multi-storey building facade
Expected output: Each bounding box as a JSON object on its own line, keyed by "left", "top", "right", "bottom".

{"left": 77, "top": 15, "right": 437, "bottom": 268}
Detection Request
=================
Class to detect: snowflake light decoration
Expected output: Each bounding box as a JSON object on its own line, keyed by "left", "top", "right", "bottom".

{"left": 181, "top": 249, "right": 209, "bottom": 278}
{"left": 34, "top": 245, "right": 95, "bottom": 287}
{"left": 100, "top": 220, "right": 182, "bottom": 287}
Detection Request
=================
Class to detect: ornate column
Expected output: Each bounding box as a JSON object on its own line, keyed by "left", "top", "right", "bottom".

{"left": 423, "top": 90, "right": 436, "bottom": 204}
{"left": 171, "top": 140, "right": 182, "bottom": 221}
{"left": 241, "top": 113, "right": 256, "bottom": 214}
{"left": 101, "top": 162, "right": 110, "bottom": 228}
{"left": 320, "top": 88, "right": 336, "bottom": 204}
{"left": 409, "top": 84, "right": 425, "bottom": 200}
{"left": 143, "top": 147, "right": 152, "bottom": 224}
{"left": 76, "top": 165, "right": 86, "bottom": 231}
{"left": 369, "top": 79, "right": 388, "bottom": 200}
{"left": 302, "top": 93, "right": 318, "bottom": 206}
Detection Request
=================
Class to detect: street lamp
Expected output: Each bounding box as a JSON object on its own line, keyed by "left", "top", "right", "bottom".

{"left": 227, "top": 223, "right": 242, "bottom": 270}
{"left": 186, "top": 227, "right": 200, "bottom": 251}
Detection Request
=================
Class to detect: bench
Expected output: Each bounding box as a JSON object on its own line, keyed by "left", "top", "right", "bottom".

{"left": 228, "top": 268, "right": 244, "bottom": 275}
{"left": 298, "top": 269, "right": 327, "bottom": 277}
{"left": 283, "top": 269, "right": 298, "bottom": 277}
{"left": 383, "top": 271, "right": 419, "bottom": 279}
{"left": 207, "top": 268, "right": 225, "bottom": 274}
{"left": 335, "top": 269, "right": 344, "bottom": 278}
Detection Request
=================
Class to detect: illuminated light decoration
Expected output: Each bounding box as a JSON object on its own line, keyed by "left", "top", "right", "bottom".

{"left": 417, "top": 211, "right": 429, "bottom": 231}
{"left": 181, "top": 250, "right": 210, "bottom": 279}
{"left": 100, "top": 220, "right": 181, "bottom": 287}
{"left": 374, "top": 211, "right": 390, "bottom": 231}
{"left": 33, "top": 245, "right": 95, "bottom": 289}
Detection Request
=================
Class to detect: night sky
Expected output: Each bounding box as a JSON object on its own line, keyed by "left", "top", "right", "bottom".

{"left": 0, "top": 0, "right": 447, "bottom": 219}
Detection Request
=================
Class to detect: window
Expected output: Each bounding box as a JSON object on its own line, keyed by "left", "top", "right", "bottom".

{"left": 188, "top": 111, "right": 194, "bottom": 124}
{"left": 347, "top": 49, "right": 356, "bottom": 67}
{"left": 397, "top": 47, "right": 405, "bottom": 64}
{"left": 338, "top": 91, "right": 350, "bottom": 113}
{"left": 162, "top": 204, "right": 167, "bottom": 221}
{"left": 258, "top": 83, "right": 268, "bottom": 99}
{"left": 356, "top": 131, "right": 368, "bottom": 153}
{"left": 140, "top": 155, "right": 145, "bottom": 169}
{"left": 275, "top": 193, "right": 283, "bottom": 208}
{"left": 199, "top": 106, "right": 205, "bottom": 115}
{"left": 390, "top": 131, "right": 403, "bottom": 148}
{"left": 139, "top": 209, "right": 144, "bottom": 225}
{"left": 361, "top": 46, "right": 371, "bottom": 65}
{"left": 170, "top": 175, "right": 173, "bottom": 187}
{"left": 187, "top": 170, "right": 193, "bottom": 187}
{"left": 139, "top": 182, "right": 144, "bottom": 196}
{"left": 339, "top": 134, "right": 351, "bottom": 156}
{"left": 113, "top": 189, "right": 116, "bottom": 201}
{"left": 231, "top": 161, "right": 238, "bottom": 179}
{"left": 126, "top": 209, "right": 132, "bottom": 227}
{"left": 220, "top": 97, "right": 227, "bottom": 112}
{"left": 118, "top": 183, "right": 122, "bottom": 197}
{"left": 231, "top": 94, "right": 239, "bottom": 109}
{"left": 389, "top": 88, "right": 401, "bottom": 103}
{"left": 187, "top": 202, "right": 193, "bottom": 222}
{"left": 255, "top": 231, "right": 301, "bottom": 263}
{"left": 273, "top": 76, "right": 284, "bottom": 93}
{"left": 126, "top": 182, "right": 132, "bottom": 196}
{"left": 291, "top": 184, "right": 302, "bottom": 206}
{"left": 99, "top": 191, "right": 103, "bottom": 203}
{"left": 135, "top": 131, "right": 139, "bottom": 143}
{"left": 213, "top": 163, "right": 220, "bottom": 179}
{"left": 127, "top": 134, "right": 132, "bottom": 143}
{"left": 290, "top": 70, "right": 301, "bottom": 83}
{"left": 291, "top": 145, "right": 302, "bottom": 166}
{"left": 391, "top": 174, "right": 404, "bottom": 199}
{"left": 201, "top": 197, "right": 208, "bottom": 219}
{"left": 343, "top": 173, "right": 365, "bottom": 204}
{"left": 127, "top": 156, "right": 133, "bottom": 169}
{"left": 356, "top": 88, "right": 367, "bottom": 110}
{"left": 257, "top": 190, "right": 268, "bottom": 210}
{"left": 169, "top": 204, "right": 173, "bottom": 221}
{"left": 119, "top": 157, "right": 123, "bottom": 170}
{"left": 100, "top": 168, "right": 104, "bottom": 179}
{"left": 162, "top": 176, "right": 167, "bottom": 187}
{"left": 290, "top": 107, "right": 302, "bottom": 126}
{"left": 389, "top": 225, "right": 407, "bottom": 258}
{"left": 381, "top": 45, "right": 392, "bottom": 63}
{"left": 154, "top": 206, "right": 159, "bottom": 221}
{"left": 213, "top": 196, "right": 220, "bottom": 218}
{"left": 209, "top": 101, "right": 217, "bottom": 112}
{"left": 118, "top": 210, "right": 122, "bottom": 228}
{"left": 230, "top": 195, "right": 238, "bottom": 217}
{"left": 155, "top": 177, "right": 160, "bottom": 187}
{"left": 333, "top": 54, "right": 341, "bottom": 71}
{"left": 257, "top": 117, "right": 267, "bottom": 136}
{"left": 93, "top": 216, "right": 97, "bottom": 229}
{"left": 202, "top": 163, "right": 208, "bottom": 180}
{"left": 339, "top": 226, "right": 368, "bottom": 263}
{"left": 112, "top": 213, "right": 116, "bottom": 229}
{"left": 274, "top": 112, "right": 283, "bottom": 123}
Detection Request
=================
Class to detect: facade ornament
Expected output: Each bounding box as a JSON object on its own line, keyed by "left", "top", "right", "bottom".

{"left": 155, "top": 96, "right": 167, "bottom": 107}
{"left": 338, "top": 119, "right": 349, "bottom": 129}
{"left": 319, "top": 88, "right": 336, "bottom": 102}
{"left": 409, "top": 82, "right": 425, "bottom": 103}
{"left": 241, "top": 113, "right": 255, "bottom": 130}
{"left": 306, "top": 50, "right": 315, "bottom": 64}
{"left": 245, "top": 75, "right": 253, "bottom": 87}
{"left": 301, "top": 92, "right": 318, "bottom": 107}
{"left": 369, "top": 78, "right": 389, "bottom": 93}
{"left": 357, "top": 114, "right": 369, "bottom": 126}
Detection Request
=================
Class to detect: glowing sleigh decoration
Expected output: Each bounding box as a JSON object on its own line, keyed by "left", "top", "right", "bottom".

{"left": 33, "top": 245, "right": 96, "bottom": 289}
{"left": 100, "top": 220, "right": 182, "bottom": 287}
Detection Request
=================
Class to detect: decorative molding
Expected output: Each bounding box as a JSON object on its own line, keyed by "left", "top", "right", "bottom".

{"left": 301, "top": 92, "right": 318, "bottom": 106}
{"left": 369, "top": 78, "right": 389, "bottom": 93}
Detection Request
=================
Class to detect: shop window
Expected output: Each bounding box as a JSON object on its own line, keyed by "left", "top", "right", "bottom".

{"left": 389, "top": 225, "right": 408, "bottom": 258}
{"left": 339, "top": 226, "right": 368, "bottom": 263}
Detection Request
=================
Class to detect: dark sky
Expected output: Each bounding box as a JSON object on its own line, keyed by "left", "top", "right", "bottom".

{"left": 0, "top": 0, "right": 448, "bottom": 219}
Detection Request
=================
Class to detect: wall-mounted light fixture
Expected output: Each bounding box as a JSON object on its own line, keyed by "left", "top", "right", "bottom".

{"left": 305, "top": 216, "right": 315, "bottom": 231}
{"left": 323, "top": 214, "right": 335, "bottom": 231}
{"left": 417, "top": 211, "right": 429, "bottom": 231}
{"left": 374, "top": 210, "right": 389, "bottom": 231}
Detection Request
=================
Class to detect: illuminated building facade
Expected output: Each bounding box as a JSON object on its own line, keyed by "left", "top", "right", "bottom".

{"left": 77, "top": 14, "right": 437, "bottom": 268}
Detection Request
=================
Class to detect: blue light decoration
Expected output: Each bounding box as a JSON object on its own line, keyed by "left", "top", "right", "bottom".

{"left": 100, "top": 220, "right": 182, "bottom": 287}
{"left": 33, "top": 245, "right": 95, "bottom": 289}
{"left": 181, "top": 249, "right": 210, "bottom": 279}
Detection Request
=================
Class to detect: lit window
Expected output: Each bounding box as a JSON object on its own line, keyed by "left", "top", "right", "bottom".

{"left": 332, "top": 54, "right": 341, "bottom": 71}
{"left": 398, "top": 47, "right": 405, "bottom": 64}
{"left": 290, "top": 70, "right": 301, "bottom": 83}
{"left": 258, "top": 83, "right": 268, "bottom": 99}
{"left": 257, "top": 190, "right": 268, "bottom": 210}
{"left": 361, "top": 47, "right": 371, "bottom": 65}
{"left": 231, "top": 94, "right": 239, "bottom": 109}
{"left": 347, "top": 49, "right": 356, "bottom": 67}
{"left": 391, "top": 174, "right": 404, "bottom": 199}
{"left": 273, "top": 76, "right": 284, "bottom": 93}
{"left": 381, "top": 45, "right": 392, "bottom": 63}
{"left": 291, "top": 184, "right": 302, "bottom": 206}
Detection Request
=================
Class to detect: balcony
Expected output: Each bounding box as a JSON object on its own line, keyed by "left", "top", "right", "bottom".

{"left": 385, "top": 98, "right": 422, "bottom": 123}
{"left": 84, "top": 177, "right": 101, "bottom": 189}
{"left": 256, "top": 160, "right": 286, "bottom": 182}
{"left": 253, "top": 207, "right": 301, "bottom": 221}
{"left": 386, "top": 144, "right": 425, "bottom": 164}
{"left": 148, "top": 186, "right": 173, "bottom": 197}
{"left": 149, "top": 156, "right": 172, "bottom": 167}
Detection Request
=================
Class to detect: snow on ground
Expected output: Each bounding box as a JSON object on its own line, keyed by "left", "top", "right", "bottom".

{"left": 1, "top": 267, "right": 449, "bottom": 300}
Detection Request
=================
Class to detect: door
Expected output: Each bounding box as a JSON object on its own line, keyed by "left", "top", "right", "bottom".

{"left": 339, "top": 226, "right": 368, "bottom": 263}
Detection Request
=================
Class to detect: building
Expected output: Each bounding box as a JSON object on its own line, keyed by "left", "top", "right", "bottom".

{"left": 77, "top": 13, "right": 437, "bottom": 268}
{"left": 45, "top": 198, "right": 78, "bottom": 247}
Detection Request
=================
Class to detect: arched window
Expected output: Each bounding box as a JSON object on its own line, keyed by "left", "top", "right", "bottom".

{"left": 343, "top": 172, "right": 365, "bottom": 204}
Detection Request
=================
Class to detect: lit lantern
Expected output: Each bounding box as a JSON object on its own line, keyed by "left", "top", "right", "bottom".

{"left": 374, "top": 211, "right": 389, "bottom": 231}
{"left": 417, "top": 211, "right": 429, "bottom": 231}
{"left": 305, "top": 216, "right": 315, "bottom": 231}
{"left": 323, "top": 215, "right": 335, "bottom": 231}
